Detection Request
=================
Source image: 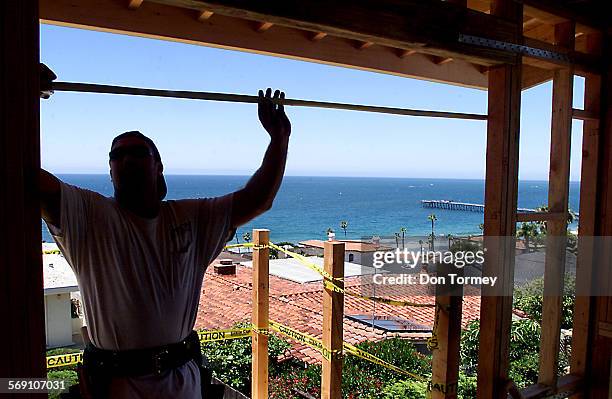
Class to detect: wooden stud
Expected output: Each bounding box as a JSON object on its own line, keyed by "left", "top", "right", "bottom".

{"left": 571, "top": 33, "right": 602, "bottom": 382}
{"left": 128, "top": 0, "right": 143, "bottom": 9}
{"left": 252, "top": 229, "right": 269, "bottom": 399}
{"left": 321, "top": 242, "right": 345, "bottom": 399}
{"left": 477, "top": 0, "right": 523, "bottom": 397}
{"left": 197, "top": 10, "right": 214, "bottom": 21}
{"left": 431, "top": 263, "right": 463, "bottom": 399}
{"left": 256, "top": 21, "right": 274, "bottom": 32}
{"left": 583, "top": 32, "right": 612, "bottom": 398}
{"left": 0, "top": 0, "right": 46, "bottom": 381}
{"left": 538, "top": 20, "right": 575, "bottom": 387}
{"left": 310, "top": 31, "right": 327, "bottom": 41}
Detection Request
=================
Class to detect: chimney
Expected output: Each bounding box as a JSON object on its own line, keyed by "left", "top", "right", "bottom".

{"left": 214, "top": 259, "right": 236, "bottom": 275}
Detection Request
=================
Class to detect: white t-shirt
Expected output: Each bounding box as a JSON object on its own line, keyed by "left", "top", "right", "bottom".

{"left": 45, "top": 180, "right": 234, "bottom": 398}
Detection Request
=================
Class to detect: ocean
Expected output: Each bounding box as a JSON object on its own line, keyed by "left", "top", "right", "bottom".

{"left": 41, "top": 175, "right": 580, "bottom": 244}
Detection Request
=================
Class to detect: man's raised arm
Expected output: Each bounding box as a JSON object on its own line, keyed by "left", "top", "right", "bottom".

{"left": 40, "top": 169, "right": 61, "bottom": 227}
{"left": 231, "top": 88, "right": 291, "bottom": 228}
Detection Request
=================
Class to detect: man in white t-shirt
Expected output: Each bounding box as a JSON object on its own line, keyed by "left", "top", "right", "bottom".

{"left": 39, "top": 64, "right": 291, "bottom": 398}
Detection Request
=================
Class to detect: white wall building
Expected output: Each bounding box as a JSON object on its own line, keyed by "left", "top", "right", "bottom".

{"left": 43, "top": 243, "right": 82, "bottom": 348}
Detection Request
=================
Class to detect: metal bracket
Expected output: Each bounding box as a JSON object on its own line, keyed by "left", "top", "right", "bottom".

{"left": 458, "top": 34, "right": 570, "bottom": 63}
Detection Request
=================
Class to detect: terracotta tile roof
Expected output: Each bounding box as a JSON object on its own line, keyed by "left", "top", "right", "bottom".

{"left": 197, "top": 254, "right": 481, "bottom": 364}
{"left": 299, "top": 239, "right": 391, "bottom": 253}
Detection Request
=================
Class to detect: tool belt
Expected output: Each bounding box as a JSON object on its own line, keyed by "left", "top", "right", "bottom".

{"left": 64, "top": 331, "right": 204, "bottom": 399}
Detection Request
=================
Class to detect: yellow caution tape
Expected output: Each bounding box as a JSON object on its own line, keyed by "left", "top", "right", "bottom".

{"left": 43, "top": 249, "right": 61, "bottom": 254}
{"left": 47, "top": 352, "right": 83, "bottom": 369}
{"left": 342, "top": 341, "right": 429, "bottom": 382}
{"left": 224, "top": 242, "right": 255, "bottom": 249}
{"left": 269, "top": 320, "right": 337, "bottom": 361}
{"left": 251, "top": 324, "right": 269, "bottom": 336}
{"left": 198, "top": 327, "right": 252, "bottom": 342}
{"left": 46, "top": 326, "right": 252, "bottom": 369}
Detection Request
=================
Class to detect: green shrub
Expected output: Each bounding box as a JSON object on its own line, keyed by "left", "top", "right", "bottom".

{"left": 382, "top": 379, "right": 428, "bottom": 399}
{"left": 513, "top": 275, "right": 575, "bottom": 329}
{"left": 47, "top": 370, "right": 78, "bottom": 399}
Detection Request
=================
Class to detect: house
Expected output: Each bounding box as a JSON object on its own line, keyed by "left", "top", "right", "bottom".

{"left": 299, "top": 239, "right": 392, "bottom": 267}
{"left": 42, "top": 243, "right": 83, "bottom": 348}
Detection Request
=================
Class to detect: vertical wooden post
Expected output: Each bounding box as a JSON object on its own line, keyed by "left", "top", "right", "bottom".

{"left": 0, "top": 0, "right": 46, "bottom": 385}
{"left": 477, "top": 0, "right": 522, "bottom": 397}
{"left": 538, "top": 21, "right": 575, "bottom": 387}
{"left": 570, "top": 33, "right": 602, "bottom": 383}
{"left": 321, "top": 241, "right": 345, "bottom": 399}
{"left": 252, "top": 229, "right": 269, "bottom": 399}
{"left": 587, "top": 32, "right": 612, "bottom": 398}
{"left": 431, "top": 264, "right": 463, "bottom": 399}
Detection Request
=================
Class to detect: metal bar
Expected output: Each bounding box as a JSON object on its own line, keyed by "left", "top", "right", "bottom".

{"left": 51, "top": 81, "right": 488, "bottom": 121}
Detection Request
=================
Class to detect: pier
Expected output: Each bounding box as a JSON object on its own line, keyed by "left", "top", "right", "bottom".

{"left": 421, "top": 200, "right": 536, "bottom": 213}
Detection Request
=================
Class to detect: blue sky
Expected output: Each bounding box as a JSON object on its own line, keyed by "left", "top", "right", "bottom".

{"left": 40, "top": 24, "right": 584, "bottom": 181}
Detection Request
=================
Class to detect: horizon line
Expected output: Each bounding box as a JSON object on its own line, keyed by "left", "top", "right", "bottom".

{"left": 52, "top": 172, "right": 581, "bottom": 183}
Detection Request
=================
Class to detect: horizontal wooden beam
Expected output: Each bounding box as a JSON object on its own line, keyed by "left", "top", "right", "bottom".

{"left": 572, "top": 108, "right": 599, "bottom": 122}
{"left": 40, "top": 0, "right": 488, "bottom": 89}
{"left": 521, "top": 374, "right": 583, "bottom": 398}
{"left": 151, "top": 0, "right": 520, "bottom": 65}
{"left": 516, "top": 211, "right": 565, "bottom": 222}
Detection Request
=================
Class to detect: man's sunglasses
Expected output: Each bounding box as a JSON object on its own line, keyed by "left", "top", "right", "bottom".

{"left": 109, "top": 145, "right": 154, "bottom": 161}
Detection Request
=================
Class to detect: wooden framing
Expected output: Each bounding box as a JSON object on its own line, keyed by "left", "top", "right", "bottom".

{"left": 252, "top": 229, "right": 270, "bottom": 399}
{"left": 571, "top": 33, "right": 602, "bottom": 383}
{"left": 538, "top": 20, "right": 575, "bottom": 387}
{"left": 587, "top": 33, "right": 612, "bottom": 398}
{"left": 477, "top": 0, "right": 523, "bottom": 397}
{"left": 0, "top": 0, "right": 607, "bottom": 396}
{"left": 40, "top": 0, "right": 489, "bottom": 90}
{"left": 321, "top": 242, "right": 345, "bottom": 399}
{"left": 0, "top": 0, "right": 47, "bottom": 384}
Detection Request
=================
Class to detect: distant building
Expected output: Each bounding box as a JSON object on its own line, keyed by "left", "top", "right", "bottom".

{"left": 299, "top": 239, "right": 391, "bottom": 267}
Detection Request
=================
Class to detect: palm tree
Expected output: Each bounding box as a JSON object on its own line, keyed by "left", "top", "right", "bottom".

{"left": 427, "top": 214, "right": 438, "bottom": 251}
{"left": 399, "top": 227, "right": 407, "bottom": 248}
{"left": 242, "top": 232, "right": 251, "bottom": 243}
{"left": 340, "top": 220, "right": 349, "bottom": 237}
{"left": 394, "top": 232, "right": 401, "bottom": 248}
